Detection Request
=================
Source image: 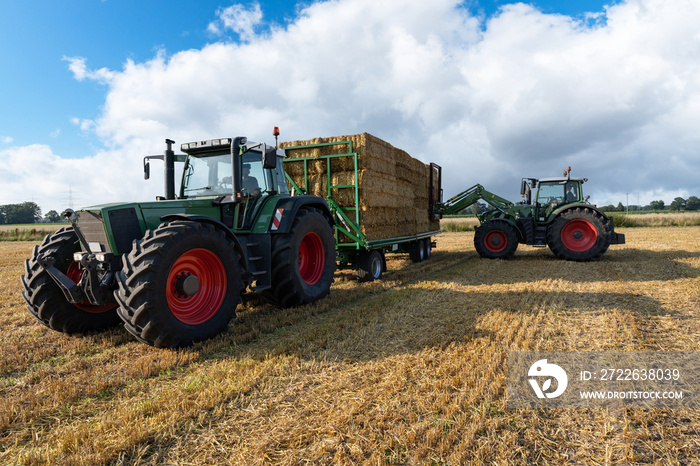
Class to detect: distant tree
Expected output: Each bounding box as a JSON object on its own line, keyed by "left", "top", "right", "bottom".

{"left": 686, "top": 196, "right": 700, "bottom": 211}
{"left": 0, "top": 202, "right": 41, "bottom": 224}
{"left": 475, "top": 201, "right": 490, "bottom": 215}
{"left": 600, "top": 204, "right": 616, "bottom": 212}
{"left": 649, "top": 200, "right": 665, "bottom": 211}
{"left": 670, "top": 197, "right": 686, "bottom": 211}
{"left": 616, "top": 202, "right": 625, "bottom": 212}
{"left": 44, "top": 210, "right": 61, "bottom": 223}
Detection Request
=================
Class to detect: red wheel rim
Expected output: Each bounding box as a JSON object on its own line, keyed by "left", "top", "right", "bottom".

{"left": 561, "top": 219, "right": 597, "bottom": 252}
{"left": 66, "top": 262, "right": 118, "bottom": 314}
{"left": 298, "top": 232, "right": 325, "bottom": 285}
{"left": 166, "top": 248, "right": 227, "bottom": 325}
{"left": 484, "top": 230, "right": 507, "bottom": 253}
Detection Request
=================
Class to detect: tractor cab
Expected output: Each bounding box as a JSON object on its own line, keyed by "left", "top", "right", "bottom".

{"left": 521, "top": 168, "right": 589, "bottom": 221}
{"left": 177, "top": 136, "right": 288, "bottom": 230}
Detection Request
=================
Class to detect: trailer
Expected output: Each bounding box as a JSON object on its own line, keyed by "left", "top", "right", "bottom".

{"left": 281, "top": 134, "right": 441, "bottom": 281}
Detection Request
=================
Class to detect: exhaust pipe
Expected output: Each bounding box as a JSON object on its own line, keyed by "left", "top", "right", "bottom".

{"left": 164, "top": 139, "right": 175, "bottom": 200}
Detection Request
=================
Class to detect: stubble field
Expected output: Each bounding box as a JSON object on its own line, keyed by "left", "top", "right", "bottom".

{"left": 1, "top": 226, "right": 699, "bottom": 464}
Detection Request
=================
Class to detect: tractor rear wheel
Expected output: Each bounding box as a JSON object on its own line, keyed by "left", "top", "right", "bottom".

{"left": 474, "top": 221, "right": 518, "bottom": 259}
{"left": 115, "top": 221, "right": 243, "bottom": 348}
{"left": 264, "top": 207, "right": 335, "bottom": 307}
{"left": 21, "top": 227, "right": 120, "bottom": 334}
{"left": 547, "top": 208, "right": 610, "bottom": 261}
{"left": 356, "top": 250, "right": 384, "bottom": 282}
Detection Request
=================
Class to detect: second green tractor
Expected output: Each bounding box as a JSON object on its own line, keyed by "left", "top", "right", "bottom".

{"left": 433, "top": 166, "right": 625, "bottom": 261}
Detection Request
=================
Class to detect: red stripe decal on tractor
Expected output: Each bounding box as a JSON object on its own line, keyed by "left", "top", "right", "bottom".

{"left": 271, "top": 208, "right": 284, "bottom": 230}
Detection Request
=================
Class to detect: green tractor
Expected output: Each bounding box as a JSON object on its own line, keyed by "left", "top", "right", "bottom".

{"left": 434, "top": 167, "right": 625, "bottom": 261}
{"left": 21, "top": 130, "right": 336, "bottom": 348}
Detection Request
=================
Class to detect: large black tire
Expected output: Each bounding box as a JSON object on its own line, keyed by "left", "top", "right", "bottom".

{"left": 409, "top": 240, "right": 426, "bottom": 263}
{"left": 474, "top": 221, "right": 518, "bottom": 259}
{"left": 356, "top": 250, "right": 384, "bottom": 282}
{"left": 115, "top": 221, "right": 243, "bottom": 348}
{"left": 263, "top": 207, "right": 335, "bottom": 307}
{"left": 423, "top": 237, "right": 432, "bottom": 259}
{"left": 547, "top": 207, "right": 611, "bottom": 261}
{"left": 21, "top": 227, "right": 120, "bottom": 334}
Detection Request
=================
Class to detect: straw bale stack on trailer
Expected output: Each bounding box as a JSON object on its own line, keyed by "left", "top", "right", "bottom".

{"left": 281, "top": 133, "right": 440, "bottom": 242}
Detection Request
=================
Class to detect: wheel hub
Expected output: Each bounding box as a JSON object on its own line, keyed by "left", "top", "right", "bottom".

{"left": 175, "top": 274, "right": 200, "bottom": 298}
{"left": 573, "top": 231, "right": 583, "bottom": 240}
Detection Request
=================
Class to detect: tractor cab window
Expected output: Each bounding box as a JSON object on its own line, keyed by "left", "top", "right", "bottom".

{"left": 536, "top": 182, "right": 565, "bottom": 206}
{"left": 238, "top": 151, "right": 273, "bottom": 229}
{"left": 181, "top": 152, "right": 232, "bottom": 198}
{"left": 564, "top": 181, "right": 579, "bottom": 202}
{"left": 240, "top": 152, "right": 267, "bottom": 197}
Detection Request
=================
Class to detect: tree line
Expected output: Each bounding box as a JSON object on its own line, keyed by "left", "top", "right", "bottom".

{"left": 0, "top": 202, "right": 63, "bottom": 225}
{"left": 600, "top": 196, "right": 700, "bottom": 212}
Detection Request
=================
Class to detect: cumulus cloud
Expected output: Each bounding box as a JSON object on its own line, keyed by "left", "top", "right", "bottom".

{"left": 208, "top": 2, "right": 263, "bottom": 41}
{"left": 5, "top": 0, "right": 700, "bottom": 214}
{"left": 63, "top": 56, "right": 116, "bottom": 83}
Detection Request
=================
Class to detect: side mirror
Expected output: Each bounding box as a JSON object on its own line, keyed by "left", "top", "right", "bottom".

{"left": 520, "top": 179, "right": 527, "bottom": 196}
{"left": 144, "top": 161, "right": 151, "bottom": 180}
{"left": 262, "top": 144, "right": 277, "bottom": 169}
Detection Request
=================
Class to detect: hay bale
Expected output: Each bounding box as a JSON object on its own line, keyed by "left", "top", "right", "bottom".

{"left": 282, "top": 133, "right": 440, "bottom": 241}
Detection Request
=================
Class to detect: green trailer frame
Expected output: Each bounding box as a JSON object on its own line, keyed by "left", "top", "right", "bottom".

{"left": 282, "top": 140, "right": 440, "bottom": 267}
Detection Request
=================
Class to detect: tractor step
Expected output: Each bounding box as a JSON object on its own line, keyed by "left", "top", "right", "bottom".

{"left": 241, "top": 234, "right": 271, "bottom": 292}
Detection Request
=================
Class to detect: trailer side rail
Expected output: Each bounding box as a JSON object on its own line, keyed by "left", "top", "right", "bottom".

{"left": 282, "top": 141, "right": 369, "bottom": 249}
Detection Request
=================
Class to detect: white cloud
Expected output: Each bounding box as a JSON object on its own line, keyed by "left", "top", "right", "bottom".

{"left": 0, "top": 144, "right": 145, "bottom": 213}
{"left": 1, "top": 136, "right": 13, "bottom": 144}
{"left": 208, "top": 3, "right": 263, "bottom": 42}
{"left": 63, "top": 56, "right": 116, "bottom": 83}
{"left": 6, "top": 0, "right": 700, "bottom": 214}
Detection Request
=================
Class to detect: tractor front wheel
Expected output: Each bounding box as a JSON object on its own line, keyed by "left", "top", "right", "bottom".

{"left": 547, "top": 208, "right": 610, "bottom": 261}
{"left": 264, "top": 207, "right": 336, "bottom": 307}
{"left": 115, "top": 221, "right": 243, "bottom": 348}
{"left": 474, "top": 221, "right": 518, "bottom": 259}
{"left": 21, "top": 227, "right": 120, "bottom": 334}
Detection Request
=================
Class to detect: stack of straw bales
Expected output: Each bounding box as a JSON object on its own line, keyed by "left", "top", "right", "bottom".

{"left": 281, "top": 133, "right": 440, "bottom": 242}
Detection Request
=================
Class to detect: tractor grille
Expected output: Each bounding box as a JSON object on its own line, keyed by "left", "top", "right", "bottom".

{"left": 107, "top": 208, "right": 142, "bottom": 254}
{"left": 76, "top": 211, "right": 110, "bottom": 252}
{"left": 76, "top": 208, "right": 143, "bottom": 254}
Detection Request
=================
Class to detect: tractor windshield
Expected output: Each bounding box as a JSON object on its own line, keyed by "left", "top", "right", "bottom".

{"left": 181, "top": 152, "right": 233, "bottom": 197}
{"left": 180, "top": 149, "right": 275, "bottom": 200}
{"left": 536, "top": 181, "right": 580, "bottom": 206}
{"left": 536, "top": 182, "right": 565, "bottom": 206}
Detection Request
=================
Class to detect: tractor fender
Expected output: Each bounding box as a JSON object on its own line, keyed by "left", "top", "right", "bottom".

{"left": 160, "top": 214, "right": 247, "bottom": 269}
{"left": 267, "top": 195, "right": 334, "bottom": 234}
{"left": 549, "top": 203, "right": 611, "bottom": 225}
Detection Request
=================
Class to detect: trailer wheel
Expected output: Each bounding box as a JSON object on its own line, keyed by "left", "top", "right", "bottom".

{"left": 423, "top": 238, "right": 432, "bottom": 259}
{"left": 115, "top": 221, "right": 243, "bottom": 348}
{"left": 409, "top": 240, "right": 426, "bottom": 262}
{"left": 547, "top": 208, "right": 610, "bottom": 261}
{"left": 474, "top": 221, "right": 518, "bottom": 259}
{"left": 21, "top": 227, "right": 120, "bottom": 334}
{"left": 356, "top": 250, "right": 384, "bottom": 282}
{"left": 264, "top": 207, "right": 335, "bottom": 307}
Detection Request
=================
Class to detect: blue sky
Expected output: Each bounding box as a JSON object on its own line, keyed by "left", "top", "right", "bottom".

{"left": 2, "top": 0, "right": 699, "bottom": 214}
{"left": 0, "top": 0, "right": 289, "bottom": 157}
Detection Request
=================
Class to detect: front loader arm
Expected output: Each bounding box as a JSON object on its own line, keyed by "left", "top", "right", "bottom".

{"left": 435, "top": 184, "right": 514, "bottom": 217}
